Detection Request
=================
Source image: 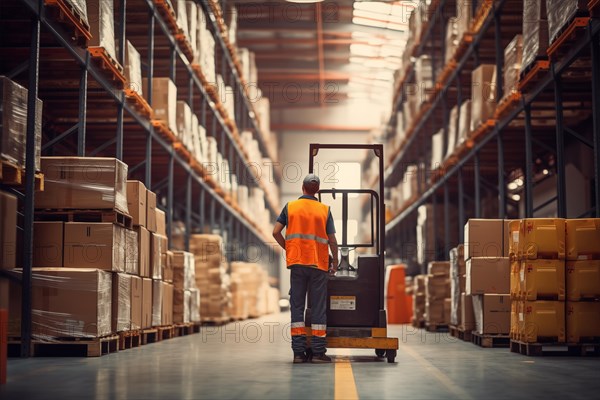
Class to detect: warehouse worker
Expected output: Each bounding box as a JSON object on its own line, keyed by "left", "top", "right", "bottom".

{"left": 272, "top": 174, "right": 338, "bottom": 364}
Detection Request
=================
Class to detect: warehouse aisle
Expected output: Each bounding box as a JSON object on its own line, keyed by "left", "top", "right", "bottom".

{"left": 2, "top": 312, "right": 599, "bottom": 399}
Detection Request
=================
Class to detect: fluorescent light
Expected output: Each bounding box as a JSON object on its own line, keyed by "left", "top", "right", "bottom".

{"left": 512, "top": 194, "right": 521, "bottom": 202}
{"left": 508, "top": 182, "right": 518, "bottom": 190}
{"left": 543, "top": 169, "right": 549, "bottom": 175}
{"left": 515, "top": 178, "right": 524, "bottom": 187}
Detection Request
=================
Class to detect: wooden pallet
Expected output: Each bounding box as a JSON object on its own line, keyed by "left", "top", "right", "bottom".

{"left": 124, "top": 89, "right": 153, "bottom": 120}
{"left": 141, "top": 328, "right": 158, "bottom": 345}
{"left": 469, "top": 0, "right": 493, "bottom": 35}
{"left": 44, "top": 0, "right": 91, "bottom": 46}
{"left": 155, "top": 0, "right": 180, "bottom": 35}
{"left": 118, "top": 330, "right": 141, "bottom": 351}
{"left": 466, "top": 119, "right": 496, "bottom": 146}
{"left": 174, "top": 323, "right": 195, "bottom": 337}
{"left": 9, "top": 335, "right": 119, "bottom": 357}
{"left": 89, "top": 47, "right": 126, "bottom": 89}
{"left": 201, "top": 317, "right": 231, "bottom": 326}
{"left": 425, "top": 323, "right": 449, "bottom": 333}
{"left": 152, "top": 120, "right": 178, "bottom": 143}
{"left": 176, "top": 33, "right": 195, "bottom": 63}
{"left": 449, "top": 325, "right": 473, "bottom": 342}
{"left": 510, "top": 340, "right": 600, "bottom": 357}
{"left": 0, "top": 160, "right": 44, "bottom": 191}
{"left": 495, "top": 91, "right": 522, "bottom": 120}
{"left": 471, "top": 332, "right": 510, "bottom": 348}
{"left": 519, "top": 60, "right": 550, "bottom": 92}
{"left": 548, "top": 16, "right": 591, "bottom": 60}
{"left": 157, "top": 325, "right": 175, "bottom": 341}
{"left": 34, "top": 208, "right": 133, "bottom": 229}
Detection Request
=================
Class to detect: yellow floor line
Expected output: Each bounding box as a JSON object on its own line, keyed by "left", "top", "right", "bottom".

{"left": 400, "top": 344, "right": 473, "bottom": 400}
{"left": 335, "top": 351, "right": 359, "bottom": 400}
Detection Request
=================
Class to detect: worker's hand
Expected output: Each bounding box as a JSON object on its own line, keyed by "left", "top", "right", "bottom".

{"left": 328, "top": 267, "right": 338, "bottom": 277}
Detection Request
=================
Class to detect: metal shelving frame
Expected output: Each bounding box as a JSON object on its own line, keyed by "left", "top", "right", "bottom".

{"left": 380, "top": 0, "right": 600, "bottom": 268}
{"left": 0, "top": 0, "right": 281, "bottom": 357}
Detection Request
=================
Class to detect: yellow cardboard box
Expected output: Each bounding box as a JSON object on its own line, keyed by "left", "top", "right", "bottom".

{"left": 565, "top": 219, "right": 600, "bottom": 261}
{"left": 519, "top": 301, "right": 565, "bottom": 343}
{"left": 520, "top": 259, "right": 565, "bottom": 301}
{"left": 566, "top": 301, "right": 600, "bottom": 343}
{"left": 566, "top": 260, "right": 600, "bottom": 301}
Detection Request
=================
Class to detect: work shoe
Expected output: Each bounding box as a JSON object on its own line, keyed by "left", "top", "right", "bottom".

{"left": 293, "top": 352, "right": 308, "bottom": 363}
{"left": 311, "top": 353, "right": 332, "bottom": 363}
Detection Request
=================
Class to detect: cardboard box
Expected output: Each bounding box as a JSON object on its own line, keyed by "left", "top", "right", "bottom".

{"left": 131, "top": 276, "right": 142, "bottom": 330}
{"left": 519, "top": 218, "right": 566, "bottom": 260}
{"left": 565, "top": 219, "right": 600, "bottom": 261}
{"left": 0, "top": 191, "right": 17, "bottom": 269}
{"left": 8, "top": 268, "right": 112, "bottom": 338}
{"left": 567, "top": 301, "right": 600, "bottom": 343}
{"left": 425, "top": 299, "right": 445, "bottom": 324}
{"left": 124, "top": 229, "right": 139, "bottom": 275}
{"left": 163, "top": 250, "right": 174, "bottom": 283}
{"left": 151, "top": 233, "right": 163, "bottom": 280}
{"left": 460, "top": 293, "right": 475, "bottom": 331}
{"left": 112, "top": 273, "right": 131, "bottom": 332}
{"left": 162, "top": 282, "right": 173, "bottom": 326}
{"left": 146, "top": 190, "right": 157, "bottom": 233}
{"left": 127, "top": 181, "right": 147, "bottom": 227}
{"left": 510, "top": 260, "right": 520, "bottom": 299}
{"left": 35, "top": 157, "right": 129, "bottom": 214}
{"left": 503, "top": 219, "right": 518, "bottom": 257}
{"left": 519, "top": 300, "right": 565, "bottom": 343}
{"left": 136, "top": 226, "right": 150, "bottom": 278}
{"left": 156, "top": 209, "right": 166, "bottom": 237}
{"left": 425, "top": 275, "right": 450, "bottom": 300}
{"left": 466, "top": 257, "right": 510, "bottom": 295}
{"left": 510, "top": 301, "right": 519, "bottom": 339}
{"left": 33, "top": 221, "right": 63, "bottom": 268}
{"left": 173, "top": 289, "right": 187, "bottom": 324}
{"left": 152, "top": 279, "right": 163, "bottom": 326}
{"left": 86, "top": 0, "right": 116, "bottom": 61}
{"left": 566, "top": 260, "right": 600, "bottom": 301}
{"left": 142, "top": 78, "right": 177, "bottom": 134}
{"left": 520, "top": 259, "right": 565, "bottom": 301}
{"left": 443, "top": 298, "right": 451, "bottom": 325}
{"left": 124, "top": 40, "right": 143, "bottom": 96}
{"left": 507, "top": 219, "right": 520, "bottom": 259}
{"left": 64, "top": 223, "right": 126, "bottom": 272}
{"left": 189, "top": 288, "right": 200, "bottom": 322}
{"left": 472, "top": 294, "right": 511, "bottom": 335}
{"left": 141, "top": 278, "right": 153, "bottom": 329}
{"left": 428, "top": 261, "right": 450, "bottom": 277}
{"left": 470, "top": 64, "right": 497, "bottom": 131}
{"left": 464, "top": 219, "right": 504, "bottom": 261}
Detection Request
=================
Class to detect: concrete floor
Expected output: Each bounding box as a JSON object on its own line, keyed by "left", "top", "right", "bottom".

{"left": 1, "top": 312, "right": 599, "bottom": 399}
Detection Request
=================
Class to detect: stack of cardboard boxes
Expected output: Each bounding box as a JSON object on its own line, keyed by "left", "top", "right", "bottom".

{"left": 449, "top": 245, "right": 467, "bottom": 328}
{"left": 172, "top": 251, "right": 201, "bottom": 324}
{"left": 425, "top": 262, "right": 451, "bottom": 328}
{"left": 510, "top": 218, "right": 600, "bottom": 344}
{"left": 411, "top": 275, "right": 426, "bottom": 327}
{"left": 6, "top": 157, "right": 188, "bottom": 340}
{"left": 229, "top": 262, "right": 279, "bottom": 320}
{"left": 510, "top": 219, "right": 566, "bottom": 343}
{"left": 465, "top": 219, "right": 511, "bottom": 336}
{"left": 190, "top": 234, "right": 231, "bottom": 322}
{"left": 501, "top": 35, "right": 524, "bottom": 102}
{"left": 521, "top": 0, "right": 549, "bottom": 75}
{"left": 565, "top": 219, "right": 600, "bottom": 343}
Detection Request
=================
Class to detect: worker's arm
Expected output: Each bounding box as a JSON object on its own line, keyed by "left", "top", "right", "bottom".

{"left": 272, "top": 222, "right": 286, "bottom": 250}
{"left": 328, "top": 233, "right": 339, "bottom": 271}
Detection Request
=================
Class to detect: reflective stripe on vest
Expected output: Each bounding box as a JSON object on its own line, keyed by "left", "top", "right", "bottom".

{"left": 285, "top": 199, "right": 330, "bottom": 272}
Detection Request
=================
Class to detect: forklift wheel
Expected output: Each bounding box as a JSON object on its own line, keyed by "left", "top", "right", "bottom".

{"left": 386, "top": 349, "right": 397, "bottom": 363}
{"left": 375, "top": 349, "right": 386, "bottom": 358}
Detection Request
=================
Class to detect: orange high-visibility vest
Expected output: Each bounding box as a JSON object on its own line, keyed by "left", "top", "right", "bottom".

{"left": 286, "top": 199, "right": 330, "bottom": 272}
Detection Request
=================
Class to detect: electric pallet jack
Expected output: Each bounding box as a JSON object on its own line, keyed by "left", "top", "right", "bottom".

{"left": 305, "top": 144, "right": 399, "bottom": 363}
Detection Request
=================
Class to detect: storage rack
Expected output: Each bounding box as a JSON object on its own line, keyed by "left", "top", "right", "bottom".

{"left": 373, "top": 0, "right": 600, "bottom": 268}
{"left": 0, "top": 0, "right": 281, "bottom": 356}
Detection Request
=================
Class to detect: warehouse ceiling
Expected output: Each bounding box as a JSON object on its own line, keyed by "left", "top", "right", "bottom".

{"left": 234, "top": 0, "right": 409, "bottom": 114}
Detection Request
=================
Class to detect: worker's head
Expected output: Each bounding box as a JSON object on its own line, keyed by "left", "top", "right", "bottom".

{"left": 302, "top": 174, "right": 320, "bottom": 196}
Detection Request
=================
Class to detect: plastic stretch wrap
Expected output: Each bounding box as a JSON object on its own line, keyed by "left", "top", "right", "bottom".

{"left": 112, "top": 273, "right": 131, "bottom": 332}
{"left": 125, "top": 229, "right": 139, "bottom": 275}
{"left": 176, "top": 100, "right": 192, "bottom": 147}
{"left": 430, "top": 129, "right": 444, "bottom": 170}
{"left": 174, "top": 0, "right": 189, "bottom": 39}
{"left": 151, "top": 233, "right": 163, "bottom": 280}
{"left": 87, "top": 0, "right": 116, "bottom": 61}
{"left": 152, "top": 279, "right": 163, "bottom": 326}
{"left": 445, "top": 106, "right": 459, "bottom": 160}
{"left": 189, "top": 114, "right": 199, "bottom": 156}
{"left": 449, "top": 248, "right": 460, "bottom": 326}
{"left": 189, "top": 287, "right": 201, "bottom": 322}
{"left": 173, "top": 289, "right": 189, "bottom": 324}
{"left": 124, "top": 41, "right": 143, "bottom": 96}
{"left": 8, "top": 268, "right": 112, "bottom": 339}
{"left": 0, "top": 76, "right": 42, "bottom": 171}
{"left": 186, "top": 1, "right": 198, "bottom": 56}
{"left": 546, "top": 0, "right": 587, "bottom": 44}
{"left": 503, "top": 35, "right": 523, "bottom": 98}
{"left": 63, "top": 222, "right": 126, "bottom": 272}
{"left": 457, "top": 100, "right": 471, "bottom": 143}
{"left": 67, "top": 0, "right": 88, "bottom": 25}
{"left": 456, "top": 0, "right": 473, "bottom": 39}
{"left": 36, "top": 157, "right": 129, "bottom": 214}
{"left": 445, "top": 17, "right": 459, "bottom": 64}
{"left": 522, "top": 0, "right": 549, "bottom": 72}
